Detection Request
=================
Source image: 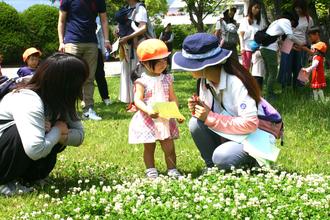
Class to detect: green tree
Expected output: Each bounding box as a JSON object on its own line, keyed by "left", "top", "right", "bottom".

{"left": 181, "top": 0, "right": 229, "bottom": 32}
{"left": 0, "top": 2, "right": 26, "bottom": 64}
{"left": 20, "top": 5, "right": 59, "bottom": 59}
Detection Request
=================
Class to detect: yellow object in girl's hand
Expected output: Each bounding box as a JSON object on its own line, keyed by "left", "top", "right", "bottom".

{"left": 152, "top": 102, "right": 185, "bottom": 120}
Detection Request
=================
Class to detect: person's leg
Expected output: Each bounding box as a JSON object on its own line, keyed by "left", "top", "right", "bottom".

{"left": 144, "top": 143, "right": 158, "bottom": 178}
{"left": 95, "top": 49, "right": 110, "bottom": 101}
{"left": 212, "top": 141, "right": 258, "bottom": 171}
{"left": 242, "top": 51, "right": 252, "bottom": 71}
{"left": 0, "top": 125, "right": 32, "bottom": 185}
{"left": 189, "top": 117, "right": 222, "bottom": 167}
{"left": 81, "top": 43, "right": 98, "bottom": 111}
{"left": 20, "top": 144, "right": 63, "bottom": 182}
{"left": 159, "top": 138, "right": 176, "bottom": 170}
{"left": 292, "top": 50, "right": 303, "bottom": 90}
{"left": 313, "top": 89, "right": 318, "bottom": 101}
{"left": 144, "top": 143, "right": 156, "bottom": 169}
{"left": 278, "top": 52, "right": 290, "bottom": 88}
{"left": 261, "top": 48, "right": 278, "bottom": 98}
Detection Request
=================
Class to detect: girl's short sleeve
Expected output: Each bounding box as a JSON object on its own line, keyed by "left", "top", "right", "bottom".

{"left": 135, "top": 77, "right": 146, "bottom": 88}
{"left": 164, "top": 74, "right": 174, "bottom": 85}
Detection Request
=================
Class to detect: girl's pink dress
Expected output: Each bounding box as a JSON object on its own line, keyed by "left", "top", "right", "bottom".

{"left": 129, "top": 72, "right": 179, "bottom": 144}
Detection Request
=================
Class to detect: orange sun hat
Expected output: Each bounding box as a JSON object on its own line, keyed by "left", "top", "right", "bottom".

{"left": 137, "top": 39, "right": 171, "bottom": 62}
{"left": 22, "top": 47, "right": 42, "bottom": 62}
{"left": 312, "top": 42, "right": 327, "bottom": 54}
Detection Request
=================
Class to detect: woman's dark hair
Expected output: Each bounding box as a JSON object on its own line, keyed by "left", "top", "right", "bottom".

{"left": 282, "top": 11, "right": 299, "bottom": 28}
{"left": 223, "top": 55, "right": 261, "bottom": 103}
{"left": 26, "top": 53, "right": 89, "bottom": 122}
{"left": 131, "top": 59, "right": 169, "bottom": 82}
{"left": 247, "top": 0, "right": 261, "bottom": 25}
{"left": 223, "top": 7, "right": 237, "bottom": 24}
{"left": 293, "top": 0, "right": 309, "bottom": 17}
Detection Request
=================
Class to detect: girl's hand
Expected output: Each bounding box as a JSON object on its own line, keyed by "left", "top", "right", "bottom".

{"left": 188, "top": 97, "right": 196, "bottom": 113}
{"left": 148, "top": 110, "right": 159, "bottom": 119}
{"left": 194, "top": 102, "right": 211, "bottom": 122}
{"left": 177, "top": 118, "right": 185, "bottom": 124}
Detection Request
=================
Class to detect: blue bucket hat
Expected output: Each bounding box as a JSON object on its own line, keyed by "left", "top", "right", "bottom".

{"left": 173, "top": 33, "right": 232, "bottom": 71}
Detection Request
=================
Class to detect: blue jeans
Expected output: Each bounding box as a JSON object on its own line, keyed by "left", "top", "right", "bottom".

{"left": 189, "top": 117, "right": 258, "bottom": 170}
{"left": 278, "top": 50, "right": 304, "bottom": 89}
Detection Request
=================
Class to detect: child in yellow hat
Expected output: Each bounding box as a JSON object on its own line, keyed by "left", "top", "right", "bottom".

{"left": 17, "top": 47, "right": 42, "bottom": 78}
{"left": 128, "top": 39, "right": 183, "bottom": 179}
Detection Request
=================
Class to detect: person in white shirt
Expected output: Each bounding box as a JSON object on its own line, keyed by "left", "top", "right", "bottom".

{"left": 119, "top": 0, "right": 149, "bottom": 112}
{"left": 0, "top": 53, "right": 87, "bottom": 196}
{"left": 278, "top": 0, "right": 313, "bottom": 90}
{"left": 173, "top": 33, "right": 265, "bottom": 171}
{"left": 238, "top": 0, "right": 266, "bottom": 71}
{"left": 260, "top": 12, "right": 304, "bottom": 99}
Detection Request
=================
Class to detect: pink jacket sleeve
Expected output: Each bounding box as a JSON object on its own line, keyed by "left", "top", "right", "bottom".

{"left": 204, "top": 112, "right": 259, "bottom": 135}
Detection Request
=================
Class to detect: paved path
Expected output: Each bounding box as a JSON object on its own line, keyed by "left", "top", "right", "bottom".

{"left": 2, "top": 60, "right": 185, "bottom": 79}
{"left": 2, "top": 61, "right": 122, "bottom": 78}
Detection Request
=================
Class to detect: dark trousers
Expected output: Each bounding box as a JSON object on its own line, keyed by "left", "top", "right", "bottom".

{"left": 0, "top": 125, "right": 59, "bottom": 184}
{"left": 278, "top": 50, "right": 303, "bottom": 89}
{"left": 95, "top": 49, "right": 109, "bottom": 100}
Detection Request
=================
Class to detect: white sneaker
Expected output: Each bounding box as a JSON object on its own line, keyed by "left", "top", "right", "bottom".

{"left": 167, "top": 168, "right": 182, "bottom": 178}
{"left": 82, "top": 108, "right": 102, "bottom": 121}
{"left": 103, "top": 98, "right": 112, "bottom": 106}
{"left": 145, "top": 168, "right": 158, "bottom": 179}
{"left": 0, "top": 181, "right": 32, "bottom": 196}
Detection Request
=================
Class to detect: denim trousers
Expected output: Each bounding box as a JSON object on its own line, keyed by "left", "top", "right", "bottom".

{"left": 189, "top": 117, "right": 258, "bottom": 170}
{"left": 95, "top": 49, "right": 109, "bottom": 100}
{"left": 278, "top": 49, "right": 304, "bottom": 89}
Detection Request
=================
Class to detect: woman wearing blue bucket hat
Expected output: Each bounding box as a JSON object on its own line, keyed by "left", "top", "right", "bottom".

{"left": 173, "top": 33, "right": 262, "bottom": 171}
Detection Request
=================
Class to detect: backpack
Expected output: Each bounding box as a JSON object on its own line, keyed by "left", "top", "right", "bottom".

{"left": 222, "top": 20, "right": 239, "bottom": 48}
{"left": 131, "top": 3, "right": 156, "bottom": 39}
{"left": 254, "top": 28, "right": 279, "bottom": 46}
{"left": 196, "top": 79, "right": 284, "bottom": 145}
{"left": 0, "top": 76, "right": 17, "bottom": 100}
{"left": 115, "top": 7, "right": 135, "bottom": 38}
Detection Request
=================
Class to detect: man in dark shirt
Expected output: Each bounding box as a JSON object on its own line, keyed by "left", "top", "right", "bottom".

{"left": 58, "top": 0, "right": 111, "bottom": 120}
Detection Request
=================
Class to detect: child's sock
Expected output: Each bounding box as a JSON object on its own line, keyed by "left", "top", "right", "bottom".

{"left": 313, "top": 90, "right": 318, "bottom": 101}
{"left": 318, "top": 90, "right": 325, "bottom": 103}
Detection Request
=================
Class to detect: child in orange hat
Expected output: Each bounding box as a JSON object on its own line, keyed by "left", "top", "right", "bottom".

{"left": 302, "top": 42, "right": 327, "bottom": 102}
{"left": 128, "top": 39, "right": 183, "bottom": 179}
{"left": 17, "top": 47, "right": 42, "bottom": 78}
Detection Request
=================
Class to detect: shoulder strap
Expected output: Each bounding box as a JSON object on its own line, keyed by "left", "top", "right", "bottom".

{"left": 0, "top": 120, "right": 12, "bottom": 124}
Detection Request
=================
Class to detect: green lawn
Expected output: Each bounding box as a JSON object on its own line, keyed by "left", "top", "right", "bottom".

{"left": 1, "top": 72, "right": 329, "bottom": 219}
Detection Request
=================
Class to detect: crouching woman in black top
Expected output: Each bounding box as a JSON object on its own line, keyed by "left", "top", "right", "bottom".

{"left": 0, "top": 53, "right": 88, "bottom": 196}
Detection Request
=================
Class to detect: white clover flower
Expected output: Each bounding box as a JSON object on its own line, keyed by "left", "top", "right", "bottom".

{"left": 74, "top": 207, "right": 80, "bottom": 213}
{"left": 54, "top": 214, "right": 61, "bottom": 219}
{"left": 54, "top": 189, "right": 59, "bottom": 194}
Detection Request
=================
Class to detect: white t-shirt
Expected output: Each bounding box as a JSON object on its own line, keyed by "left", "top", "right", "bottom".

{"left": 130, "top": 3, "right": 148, "bottom": 24}
{"left": 262, "top": 18, "right": 293, "bottom": 51}
{"left": 251, "top": 50, "right": 265, "bottom": 77}
{"left": 293, "top": 16, "right": 313, "bottom": 45}
{"left": 238, "top": 17, "right": 267, "bottom": 51}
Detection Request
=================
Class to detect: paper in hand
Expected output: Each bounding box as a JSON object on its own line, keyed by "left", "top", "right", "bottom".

{"left": 152, "top": 102, "right": 185, "bottom": 120}
{"left": 110, "top": 38, "right": 120, "bottom": 54}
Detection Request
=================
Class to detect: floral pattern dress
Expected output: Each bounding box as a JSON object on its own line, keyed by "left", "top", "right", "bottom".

{"left": 129, "top": 72, "right": 179, "bottom": 144}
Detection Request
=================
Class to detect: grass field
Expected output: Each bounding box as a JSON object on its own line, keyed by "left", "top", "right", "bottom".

{"left": 1, "top": 72, "right": 329, "bottom": 219}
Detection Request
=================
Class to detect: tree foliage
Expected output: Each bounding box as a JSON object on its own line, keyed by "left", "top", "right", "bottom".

{"left": 181, "top": 0, "right": 230, "bottom": 32}
{"left": 20, "top": 5, "right": 59, "bottom": 59}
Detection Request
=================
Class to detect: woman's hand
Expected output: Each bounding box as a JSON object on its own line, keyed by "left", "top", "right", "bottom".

{"left": 55, "top": 121, "right": 69, "bottom": 135}
{"left": 45, "top": 120, "right": 52, "bottom": 133}
{"left": 58, "top": 133, "right": 68, "bottom": 145}
{"left": 148, "top": 110, "right": 159, "bottom": 119}
{"left": 119, "top": 36, "right": 129, "bottom": 45}
{"left": 188, "top": 97, "right": 196, "bottom": 113}
{"left": 194, "top": 102, "right": 211, "bottom": 122}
